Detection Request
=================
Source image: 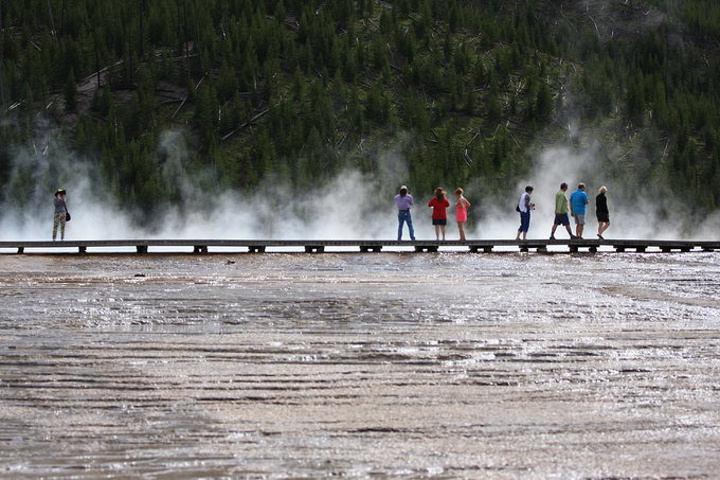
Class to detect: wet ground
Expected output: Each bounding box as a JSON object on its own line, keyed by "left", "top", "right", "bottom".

{"left": 1, "top": 252, "right": 719, "bottom": 478}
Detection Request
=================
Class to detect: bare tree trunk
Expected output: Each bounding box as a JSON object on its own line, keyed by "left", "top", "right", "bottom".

{"left": 47, "top": 0, "right": 57, "bottom": 39}
{"left": 139, "top": 0, "right": 146, "bottom": 58}
{"left": 0, "top": 0, "right": 4, "bottom": 112}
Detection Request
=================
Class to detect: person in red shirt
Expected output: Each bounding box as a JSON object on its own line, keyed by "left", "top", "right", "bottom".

{"left": 428, "top": 188, "right": 450, "bottom": 240}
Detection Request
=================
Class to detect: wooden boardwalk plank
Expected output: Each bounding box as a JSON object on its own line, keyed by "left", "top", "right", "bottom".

{"left": 0, "top": 239, "right": 718, "bottom": 254}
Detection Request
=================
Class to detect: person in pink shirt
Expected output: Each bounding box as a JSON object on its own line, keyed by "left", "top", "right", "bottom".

{"left": 454, "top": 188, "right": 471, "bottom": 241}
{"left": 427, "top": 188, "right": 450, "bottom": 240}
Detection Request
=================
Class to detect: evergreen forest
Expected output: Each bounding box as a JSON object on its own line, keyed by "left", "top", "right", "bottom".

{"left": 1, "top": 0, "right": 720, "bottom": 228}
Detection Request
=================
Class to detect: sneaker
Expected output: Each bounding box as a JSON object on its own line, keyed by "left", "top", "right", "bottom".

{"left": 570, "top": 235, "right": 578, "bottom": 240}
{"left": 597, "top": 234, "right": 604, "bottom": 240}
{"left": 549, "top": 235, "right": 556, "bottom": 240}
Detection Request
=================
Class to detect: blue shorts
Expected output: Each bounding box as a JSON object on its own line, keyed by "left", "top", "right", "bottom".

{"left": 432, "top": 218, "right": 447, "bottom": 226}
{"left": 518, "top": 211, "right": 531, "bottom": 232}
{"left": 553, "top": 213, "right": 570, "bottom": 226}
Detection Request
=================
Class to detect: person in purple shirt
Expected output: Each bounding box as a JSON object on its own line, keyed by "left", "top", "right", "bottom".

{"left": 394, "top": 185, "right": 416, "bottom": 241}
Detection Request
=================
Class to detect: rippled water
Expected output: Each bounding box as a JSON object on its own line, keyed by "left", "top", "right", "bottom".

{"left": 1, "top": 252, "right": 719, "bottom": 479}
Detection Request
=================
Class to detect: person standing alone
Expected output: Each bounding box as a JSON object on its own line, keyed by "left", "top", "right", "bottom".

{"left": 569, "top": 183, "right": 589, "bottom": 239}
{"left": 52, "top": 189, "right": 68, "bottom": 241}
{"left": 394, "top": 185, "right": 416, "bottom": 241}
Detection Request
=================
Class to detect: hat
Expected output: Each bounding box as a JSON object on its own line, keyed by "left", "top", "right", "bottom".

{"left": 55, "top": 189, "right": 66, "bottom": 195}
{"left": 400, "top": 185, "right": 408, "bottom": 190}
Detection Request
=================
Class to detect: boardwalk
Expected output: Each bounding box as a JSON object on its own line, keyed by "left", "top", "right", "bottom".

{"left": 1, "top": 238, "right": 719, "bottom": 254}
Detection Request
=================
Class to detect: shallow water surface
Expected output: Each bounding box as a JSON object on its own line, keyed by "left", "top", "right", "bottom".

{"left": 1, "top": 252, "right": 719, "bottom": 478}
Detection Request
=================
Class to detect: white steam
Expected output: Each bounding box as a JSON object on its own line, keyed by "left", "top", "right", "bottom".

{"left": 0, "top": 125, "right": 717, "bottom": 242}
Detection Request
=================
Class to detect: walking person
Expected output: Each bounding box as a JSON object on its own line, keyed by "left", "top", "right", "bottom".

{"left": 569, "top": 183, "right": 589, "bottom": 239}
{"left": 52, "top": 188, "right": 69, "bottom": 241}
{"left": 515, "top": 185, "right": 535, "bottom": 241}
{"left": 550, "top": 182, "right": 576, "bottom": 239}
{"left": 454, "top": 188, "right": 471, "bottom": 241}
{"left": 596, "top": 186, "right": 610, "bottom": 240}
{"left": 394, "top": 185, "right": 416, "bottom": 241}
{"left": 428, "top": 187, "right": 450, "bottom": 240}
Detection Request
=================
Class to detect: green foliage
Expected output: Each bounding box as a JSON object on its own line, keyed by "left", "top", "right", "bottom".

{"left": 63, "top": 69, "right": 77, "bottom": 113}
{"left": 1, "top": 0, "right": 720, "bottom": 221}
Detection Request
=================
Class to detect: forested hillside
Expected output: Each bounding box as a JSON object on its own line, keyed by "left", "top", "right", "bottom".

{"left": 1, "top": 0, "right": 719, "bottom": 227}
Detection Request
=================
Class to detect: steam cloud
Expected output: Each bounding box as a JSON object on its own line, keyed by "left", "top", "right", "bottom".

{"left": 1, "top": 122, "right": 718, "bottom": 242}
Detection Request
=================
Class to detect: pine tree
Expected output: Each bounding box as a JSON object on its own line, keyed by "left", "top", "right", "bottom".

{"left": 64, "top": 68, "right": 77, "bottom": 113}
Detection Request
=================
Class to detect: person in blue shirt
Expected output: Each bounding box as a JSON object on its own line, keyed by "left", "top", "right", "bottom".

{"left": 569, "top": 183, "right": 589, "bottom": 239}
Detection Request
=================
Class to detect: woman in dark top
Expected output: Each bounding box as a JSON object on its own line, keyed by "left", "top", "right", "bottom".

{"left": 596, "top": 186, "right": 610, "bottom": 240}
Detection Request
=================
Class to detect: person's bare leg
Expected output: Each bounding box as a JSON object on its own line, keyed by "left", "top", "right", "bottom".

{"left": 598, "top": 221, "right": 610, "bottom": 238}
